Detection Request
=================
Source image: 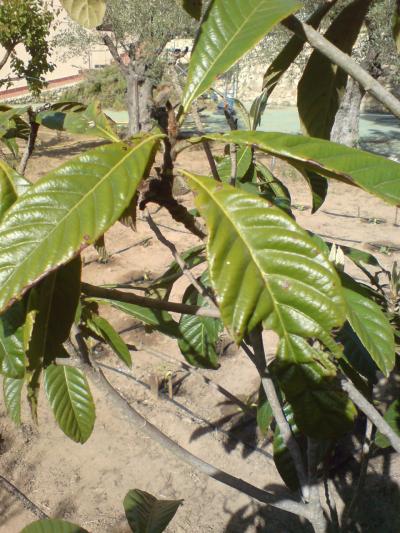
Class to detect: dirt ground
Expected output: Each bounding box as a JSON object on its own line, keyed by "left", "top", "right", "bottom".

{"left": 0, "top": 131, "right": 399, "bottom": 532}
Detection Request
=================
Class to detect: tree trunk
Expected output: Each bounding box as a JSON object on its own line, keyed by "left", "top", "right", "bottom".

{"left": 127, "top": 69, "right": 140, "bottom": 136}
{"left": 331, "top": 76, "right": 365, "bottom": 147}
{"left": 126, "top": 67, "right": 154, "bottom": 134}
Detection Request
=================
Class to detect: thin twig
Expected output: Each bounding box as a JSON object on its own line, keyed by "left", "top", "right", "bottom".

{"left": 18, "top": 108, "right": 39, "bottom": 176}
{"left": 81, "top": 283, "right": 221, "bottom": 319}
{"left": 341, "top": 378, "right": 400, "bottom": 453}
{"left": 191, "top": 103, "right": 221, "bottom": 181}
{"left": 340, "top": 419, "right": 374, "bottom": 530}
{"left": 323, "top": 475, "right": 340, "bottom": 532}
{"left": 223, "top": 106, "right": 238, "bottom": 186}
{"left": 282, "top": 15, "right": 400, "bottom": 119}
{"left": 0, "top": 474, "right": 49, "bottom": 520}
{"left": 83, "top": 362, "right": 309, "bottom": 519}
{"left": 307, "top": 439, "right": 328, "bottom": 533}
{"left": 246, "top": 329, "right": 310, "bottom": 503}
{"left": 146, "top": 210, "right": 217, "bottom": 310}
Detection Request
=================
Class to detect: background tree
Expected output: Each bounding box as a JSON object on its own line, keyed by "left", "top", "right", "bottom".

{"left": 57, "top": 0, "right": 195, "bottom": 134}
{"left": 0, "top": 0, "right": 55, "bottom": 95}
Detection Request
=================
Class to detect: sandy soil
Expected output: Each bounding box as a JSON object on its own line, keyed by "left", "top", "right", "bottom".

{"left": 0, "top": 131, "right": 399, "bottom": 532}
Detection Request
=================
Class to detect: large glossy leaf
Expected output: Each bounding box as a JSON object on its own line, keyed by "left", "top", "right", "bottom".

{"left": 60, "top": 0, "right": 106, "bottom": 28}
{"left": 3, "top": 376, "right": 24, "bottom": 424}
{"left": 272, "top": 342, "right": 357, "bottom": 439}
{"left": 44, "top": 364, "right": 95, "bottom": 443}
{"left": 0, "top": 160, "right": 30, "bottom": 221}
{"left": 252, "top": 0, "right": 337, "bottom": 129}
{"left": 298, "top": 0, "right": 371, "bottom": 139}
{"left": 36, "top": 101, "right": 118, "bottom": 142}
{"left": 124, "top": 489, "right": 182, "bottom": 533}
{"left": 183, "top": 172, "right": 345, "bottom": 345}
{"left": 343, "top": 283, "right": 395, "bottom": 377}
{"left": 200, "top": 131, "right": 400, "bottom": 206}
{"left": 0, "top": 133, "right": 161, "bottom": 313}
{"left": 88, "top": 314, "right": 132, "bottom": 368}
{"left": 181, "top": 0, "right": 301, "bottom": 113}
{"left": 178, "top": 280, "right": 223, "bottom": 369}
{"left": 0, "top": 300, "right": 27, "bottom": 379}
{"left": 375, "top": 400, "right": 400, "bottom": 448}
{"left": 21, "top": 519, "right": 88, "bottom": 533}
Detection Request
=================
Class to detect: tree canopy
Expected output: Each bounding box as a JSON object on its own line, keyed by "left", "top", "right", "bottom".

{"left": 0, "top": 0, "right": 55, "bottom": 94}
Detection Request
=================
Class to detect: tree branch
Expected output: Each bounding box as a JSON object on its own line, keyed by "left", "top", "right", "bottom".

{"left": 246, "top": 329, "right": 310, "bottom": 503}
{"left": 0, "top": 47, "right": 13, "bottom": 71}
{"left": 102, "top": 34, "right": 128, "bottom": 74}
{"left": 146, "top": 211, "right": 215, "bottom": 308}
{"left": 83, "top": 362, "right": 309, "bottom": 519}
{"left": 81, "top": 282, "right": 221, "bottom": 318}
{"left": 18, "top": 108, "right": 39, "bottom": 176}
{"left": 191, "top": 103, "right": 221, "bottom": 181}
{"left": 282, "top": 15, "right": 400, "bottom": 119}
{"left": 341, "top": 378, "right": 400, "bottom": 453}
{"left": 0, "top": 474, "right": 49, "bottom": 520}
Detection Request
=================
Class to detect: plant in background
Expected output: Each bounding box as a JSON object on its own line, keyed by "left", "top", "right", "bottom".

{"left": 0, "top": 0, "right": 55, "bottom": 94}
{"left": 0, "top": 0, "right": 400, "bottom": 532}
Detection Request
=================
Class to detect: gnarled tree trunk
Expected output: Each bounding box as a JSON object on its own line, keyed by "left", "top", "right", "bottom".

{"left": 331, "top": 76, "right": 365, "bottom": 147}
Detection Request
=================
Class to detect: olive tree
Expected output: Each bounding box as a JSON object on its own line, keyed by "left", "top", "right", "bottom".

{"left": 1, "top": 1, "right": 400, "bottom": 532}
{"left": 57, "top": 0, "right": 195, "bottom": 134}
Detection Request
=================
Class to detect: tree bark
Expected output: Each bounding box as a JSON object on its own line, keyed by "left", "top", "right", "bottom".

{"left": 331, "top": 77, "right": 365, "bottom": 147}
{"left": 127, "top": 69, "right": 140, "bottom": 135}
{"left": 138, "top": 76, "right": 154, "bottom": 132}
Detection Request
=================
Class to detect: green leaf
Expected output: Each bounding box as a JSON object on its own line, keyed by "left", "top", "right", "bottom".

{"left": 89, "top": 314, "right": 132, "bottom": 367}
{"left": 257, "top": 383, "right": 273, "bottom": 435}
{"left": 0, "top": 107, "right": 28, "bottom": 138}
{"left": 375, "top": 400, "right": 400, "bottom": 449}
{"left": 183, "top": 172, "right": 345, "bottom": 345}
{"left": 3, "top": 376, "right": 24, "bottom": 424}
{"left": 124, "top": 489, "right": 182, "bottom": 533}
{"left": 178, "top": 282, "right": 223, "bottom": 369}
{"left": 272, "top": 343, "right": 357, "bottom": 439}
{"left": 336, "top": 321, "right": 378, "bottom": 383}
{"left": 273, "top": 403, "right": 303, "bottom": 491}
{"left": 0, "top": 301, "right": 27, "bottom": 379}
{"left": 44, "top": 364, "right": 95, "bottom": 443}
{"left": 298, "top": 0, "right": 371, "bottom": 139}
{"left": 0, "top": 160, "right": 31, "bottom": 222}
{"left": 255, "top": 161, "right": 291, "bottom": 209}
{"left": 0, "top": 133, "right": 161, "bottom": 314}
{"left": 300, "top": 170, "right": 328, "bottom": 213}
{"left": 60, "top": 0, "right": 106, "bottom": 28}
{"left": 343, "top": 283, "right": 395, "bottom": 377}
{"left": 45, "top": 258, "right": 82, "bottom": 359}
{"left": 181, "top": 0, "right": 301, "bottom": 113}
{"left": 36, "top": 100, "right": 118, "bottom": 142}
{"left": 178, "top": 0, "right": 202, "bottom": 19}
{"left": 200, "top": 131, "right": 400, "bottom": 206}
{"left": 21, "top": 519, "right": 88, "bottom": 533}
